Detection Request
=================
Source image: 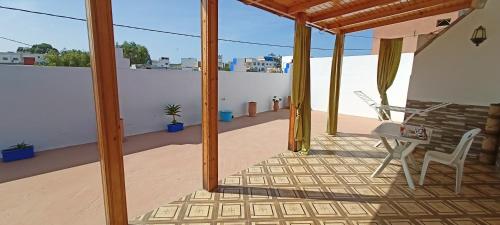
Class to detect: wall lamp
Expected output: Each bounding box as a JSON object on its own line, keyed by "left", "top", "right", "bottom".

{"left": 471, "top": 25, "right": 487, "bottom": 46}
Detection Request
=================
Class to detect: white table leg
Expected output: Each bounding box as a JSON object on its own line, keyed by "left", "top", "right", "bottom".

{"left": 408, "top": 153, "right": 419, "bottom": 171}
{"left": 400, "top": 143, "right": 419, "bottom": 190}
{"left": 401, "top": 155, "right": 415, "bottom": 190}
{"left": 372, "top": 153, "right": 393, "bottom": 177}
{"left": 372, "top": 137, "right": 394, "bottom": 178}
{"left": 375, "top": 138, "right": 398, "bottom": 148}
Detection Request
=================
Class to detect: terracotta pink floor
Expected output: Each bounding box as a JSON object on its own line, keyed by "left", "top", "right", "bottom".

{"left": 0, "top": 110, "right": 380, "bottom": 225}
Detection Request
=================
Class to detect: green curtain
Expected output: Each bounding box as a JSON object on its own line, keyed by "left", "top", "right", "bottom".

{"left": 327, "top": 33, "right": 345, "bottom": 135}
{"left": 291, "top": 21, "right": 311, "bottom": 154}
{"left": 377, "top": 38, "right": 403, "bottom": 120}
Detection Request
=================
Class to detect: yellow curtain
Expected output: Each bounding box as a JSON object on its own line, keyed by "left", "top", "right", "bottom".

{"left": 377, "top": 38, "right": 403, "bottom": 120}
{"left": 327, "top": 33, "right": 345, "bottom": 135}
{"left": 291, "top": 21, "right": 311, "bottom": 154}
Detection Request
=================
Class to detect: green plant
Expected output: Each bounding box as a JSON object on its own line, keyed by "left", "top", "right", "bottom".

{"left": 116, "top": 41, "right": 151, "bottom": 65}
{"left": 10, "top": 142, "right": 30, "bottom": 149}
{"left": 164, "top": 104, "right": 182, "bottom": 124}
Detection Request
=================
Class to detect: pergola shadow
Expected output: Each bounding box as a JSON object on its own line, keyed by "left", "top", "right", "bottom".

{"left": 216, "top": 185, "right": 380, "bottom": 202}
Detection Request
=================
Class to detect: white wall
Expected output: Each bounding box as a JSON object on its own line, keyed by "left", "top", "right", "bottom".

{"left": 283, "top": 54, "right": 414, "bottom": 121}
{"left": 0, "top": 65, "right": 290, "bottom": 152}
{"left": 407, "top": 1, "right": 500, "bottom": 106}
{"left": 0, "top": 66, "right": 97, "bottom": 152}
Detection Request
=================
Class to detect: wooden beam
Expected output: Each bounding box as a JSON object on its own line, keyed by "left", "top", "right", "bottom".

{"left": 342, "top": 1, "right": 471, "bottom": 33}
{"left": 288, "top": 0, "right": 332, "bottom": 14}
{"left": 327, "top": 0, "right": 452, "bottom": 29}
{"left": 84, "top": 0, "right": 128, "bottom": 224}
{"left": 296, "top": 12, "right": 307, "bottom": 24}
{"left": 242, "top": 0, "right": 289, "bottom": 16}
{"left": 238, "top": 0, "right": 335, "bottom": 35}
{"left": 201, "top": 0, "right": 219, "bottom": 192}
{"left": 309, "top": 0, "right": 400, "bottom": 23}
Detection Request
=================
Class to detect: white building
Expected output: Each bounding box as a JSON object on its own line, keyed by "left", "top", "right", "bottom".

{"left": 230, "top": 54, "right": 281, "bottom": 73}
{"left": 229, "top": 58, "right": 249, "bottom": 72}
{"left": 218, "top": 55, "right": 224, "bottom": 70}
{"left": 151, "top": 57, "right": 170, "bottom": 69}
{"left": 181, "top": 58, "right": 199, "bottom": 71}
{"left": 247, "top": 58, "right": 279, "bottom": 73}
{"left": 0, "top": 52, "right": 45, "bottom": 65}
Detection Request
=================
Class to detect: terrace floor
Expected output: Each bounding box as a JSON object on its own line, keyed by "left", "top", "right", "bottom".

{"left": 0, "top": 110, "right": 381, "bottom": 225}
{"left": 131, "top": 135, "right": 500, "bottom": 225}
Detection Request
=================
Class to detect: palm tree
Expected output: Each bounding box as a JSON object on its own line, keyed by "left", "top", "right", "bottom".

{"left": 164, "top": 104, "right": 182, "bottom": 124}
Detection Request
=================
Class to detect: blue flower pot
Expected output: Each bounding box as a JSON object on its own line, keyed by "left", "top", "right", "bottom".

{"left": 167, "top": 123, "right": 184, "bottom": 132}
{"left": 2, "top": 145, "right": 35, "bottom": 162}
{"left": 220, "top": 111, "right": 233, "bottom": 122}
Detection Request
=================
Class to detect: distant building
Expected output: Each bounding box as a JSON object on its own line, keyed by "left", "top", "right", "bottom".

{"left": 169, "top": 63, "right": 182, "bottom": 70}
{"left": 181, "top": 58, "right": 199, "bottom": 71}
{"left": 0, "top": 52, "right": 45, "bottom": 65}
{"left": 371, "top": 11, "right": 463, "bottom": 54}
{"left": 218, "top": 55, "right": 225, "bottom": 70}
{"left": 151, "top": 57, "right": 170, "bottom": 69}
{"left": 230, "top": 53, "right": 281, "bottom": 73}
{"left": 229, "top": 58, "right": 248, "bottom": 72}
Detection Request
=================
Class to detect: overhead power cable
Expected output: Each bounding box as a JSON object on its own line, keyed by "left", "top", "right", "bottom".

{"left": 0, "top": 35, "right": 32, "bottom": 46}
{"left": 0, "top": 5, "right": 371, "bottom": 52}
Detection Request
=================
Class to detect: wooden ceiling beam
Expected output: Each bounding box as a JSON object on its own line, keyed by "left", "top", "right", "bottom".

{"left": 341, "top": 1, "right": 472, "bottom": 33}
{"left": 287, "top": 0, "right": 333, "bottom": 14}
{"left": 326, "top": 0, "right": 455, "bottom": 29}
{"left": 241, "top": 0, "right": 289, "bottom": 16}
{"left": 239, "top": 0, "right": 339, "bottom": 34}
{"left": 309, "top": 0, "right": 401, "bottom": 23}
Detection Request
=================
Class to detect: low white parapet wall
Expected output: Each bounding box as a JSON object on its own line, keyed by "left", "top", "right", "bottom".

{"left": 0, "top": 65, "right": 290, "bottom": 152}
{"left": 0, "top": 53, "right": 414, "bottom": 153}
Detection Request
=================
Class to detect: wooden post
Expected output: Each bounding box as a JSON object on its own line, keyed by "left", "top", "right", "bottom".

{"left": 201, "top": 0, "right": 219, "bottom": 191}
{"left": 85, "top": 0, "right": 128, "bottom": 224}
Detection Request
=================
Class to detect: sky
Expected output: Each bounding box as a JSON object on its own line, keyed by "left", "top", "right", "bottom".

{"left": 0, "top": 0, "right": 374, "bottom": 63}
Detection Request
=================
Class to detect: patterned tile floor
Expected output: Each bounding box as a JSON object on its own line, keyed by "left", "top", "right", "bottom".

{"left": 130, "top": 135, "right": 500, "bottom": 225}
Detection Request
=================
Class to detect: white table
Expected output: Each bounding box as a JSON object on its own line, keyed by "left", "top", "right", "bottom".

{"left": 371, "top": 122, "right": 432, "bottom": 189}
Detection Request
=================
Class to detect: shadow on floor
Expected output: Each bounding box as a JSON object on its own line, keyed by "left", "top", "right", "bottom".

{"left": 0, "top": 110, "right": 289, "bottom": 183}
{"left": 215, "top": 185, "right": 376, "bottom": 201}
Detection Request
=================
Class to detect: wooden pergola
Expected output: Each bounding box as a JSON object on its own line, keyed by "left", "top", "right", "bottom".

{"left": 83, "top": 0, "right": 478, "bottom": 224}
{"left": 241, "top": 0, "right": 475, "bottom": 33}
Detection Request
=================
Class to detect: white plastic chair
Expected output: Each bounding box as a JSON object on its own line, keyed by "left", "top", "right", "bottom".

{"left": 418, "top": 128, "right": 481, "bottom": 193}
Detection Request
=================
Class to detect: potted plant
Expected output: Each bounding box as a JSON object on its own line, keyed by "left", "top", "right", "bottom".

{"left": 164, "top": 104, "right": 184, "bottom": 132}
{"left": 219, "top": 97, "right": 233, "bottom": 122}
{"left": 2, "top": 142, "right": 35, "bottom": 162}
{"left": 272, "top": 96, "right": 282, "bottom": 112}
